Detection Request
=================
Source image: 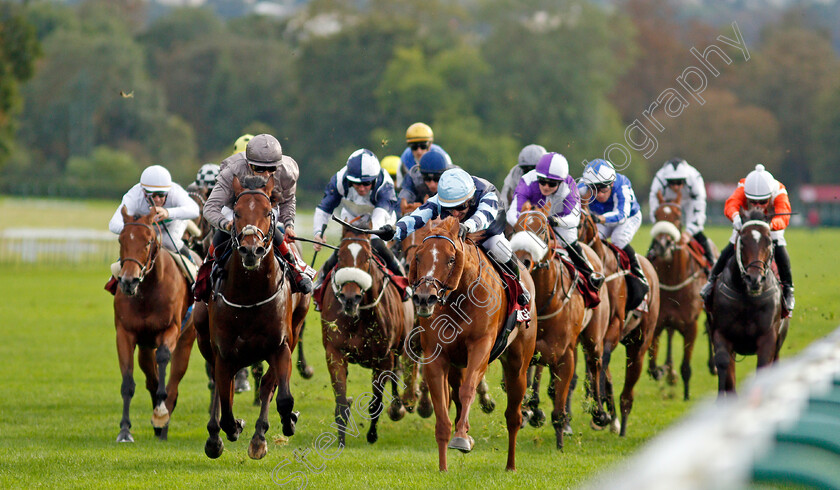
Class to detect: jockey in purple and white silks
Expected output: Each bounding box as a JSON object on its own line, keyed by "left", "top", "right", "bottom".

{"left": 507, "top": 152, "right": 604, "bottom": 289}
{"left": 578, "top": 159, "right": 649, "bottom": 294}
{"left": 381, "top": 168, "right": 530, "bottom": 307}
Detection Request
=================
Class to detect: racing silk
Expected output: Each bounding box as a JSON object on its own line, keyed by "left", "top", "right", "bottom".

{"left": 648, "top": 163, "right": 707, "bottom": 235}
{"left": 500, "top": 165, "right": 527, "bottom": 211}
{"left": 313, "top": 166, "right": 397, "bottom": 234}
{"left": 399, "top": 162, "right": 460, "bottom": 205}
{"left": 506, "top": 170, "right": 580, "bottom": 228}
{"left": 724, "top": 178, "right": 791, "bottom": 231}
{"left": 109, "top": 182, "right": 199, "bottom": 252}
{"left": 577, "top": 173, "right": 641, "bottom": 224}
{"left": 394, "top": 176, "right": 499, "bottom": 241}
{"left": 399, "top": 144, "right": 452, "bottom": 176}
{"left": 204, "top": 152, "right": 300, "bottom": 231}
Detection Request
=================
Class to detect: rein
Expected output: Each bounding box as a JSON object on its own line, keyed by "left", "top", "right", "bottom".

{"left": 120, "top": 222, "right": 160, "bottom": 281}
{"left": 413, "top": 234, "right": 460, "bottom": 305}
{"left": 735, "top": 220, "right": 774, "bottom": 279}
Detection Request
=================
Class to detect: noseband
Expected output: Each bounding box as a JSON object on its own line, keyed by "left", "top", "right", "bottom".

{"left": 413, "top": 234, "right": 458, "bottom": 305}
{"left": 119, "top": 222, "right": 159, "bottom": 282}
{"left": 736, "top": 220, "right": 774, "bottom": 279}
{"left": 231, "top": 189, "right": 275, "bottom": 257}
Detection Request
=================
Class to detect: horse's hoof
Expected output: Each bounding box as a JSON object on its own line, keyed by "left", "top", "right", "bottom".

{"left": 590, "top": 419, "right": 606, "bottom": 431}
{"left": 529, "top": 409, "right": 546, "bottom": 428}
{"left": 282, "top": 411, "right": 299, "bottom": 437}
{"left": 418, "top": 400, "right": 433, "bottom": 419}
{"left": 479, "top": 396, "right": 496, "bottom": 414}
{"left": 116, "top": 430, "right": 134, "bottom": 443}
{"left": 388, "top": 401, "right": 406, "bottom": 422}
{"left": 225, "top": 419, "right": 245, "bottom": 442}
{"left": 248, "top": 436, "right": 267, "bottom": 460}
{"left": 649, "top": 368, "right": 662, "bottom": 381}
{"left": 520, "top": 408, "right": 533, "bottom": 429}
{"left": 298, "top": 364, "right": 315, "bottom": 379}
{"left": 151, "top": 403, "right": 170, "bottom": 428}
{"left": 205, "top": 437, "right": 224, "bottom": 459}
{"left": 666, "top": 369, "right": 678, "bottom": 386}
{"left": 610, "top": 418, "right": 621, "bottom": 434}
{"left": 448, "top": 435, "right": 475, "bottom": 453}
{"left": 563, "top": 422, "right": 573, "bottom": 435}
{"left": 154, "top": 425, "right": 169, "bottom": 441}
{"left": 366, "top": 429, "right": 378, "bottom": 444}
{"left": 253, "top": 396, "right": 261, "bottom": 407}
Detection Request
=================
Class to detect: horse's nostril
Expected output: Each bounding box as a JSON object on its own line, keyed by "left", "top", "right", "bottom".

{"left": 238, "top": 246, "right": 248, "bottom": 255}
{"left": 353, "top": 294, "right": 362, "bottom": 304}
{"left": 255, "top": 246, "right": 266, "bottom": 256}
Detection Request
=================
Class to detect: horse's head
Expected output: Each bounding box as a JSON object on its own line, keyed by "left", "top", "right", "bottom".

{"left": 117, "top": 206, "right": 159, "bottom": 296}
{"left": 577, "top": 200, "right": 598, "bottom": 245}
{"left": 649, "top": 202, "right": 683, "bottom": 261}
{"left": 736, "top": 207, "right": 774, "bottom": 296}
{"left": 510, "top": 202, "right": 553, "bottom": 272}
{"left": 332, "top": 225, "right": 375, "bottom": 318}
{"left": 409, "top": 217, "right": 466, "bottom": 317}
{"left": 231, "top": 175, "right": 277, "bottom": 270}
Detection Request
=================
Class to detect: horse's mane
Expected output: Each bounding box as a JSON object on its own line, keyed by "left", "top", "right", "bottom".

{"left": 744, "top": 207, "right": 770, "bottom": 223}
{"left": 241, "top": 174, "right": 269, "bottom": 190}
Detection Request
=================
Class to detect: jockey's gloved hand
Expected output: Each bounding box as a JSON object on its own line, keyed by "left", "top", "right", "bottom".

{"left": 548, "top": 216, "right": 561, "bottom": 228}
{"left": 732, "top": 214, "right": 743, "bottom": 231}
{"left": 458, "top": 223, "right": 470, "bottom": 240}
{"left": 377, "top": 224, "right": 395, "bottom": 241}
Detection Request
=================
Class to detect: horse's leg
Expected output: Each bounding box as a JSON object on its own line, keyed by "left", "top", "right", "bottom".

{"left": 550, "top": 348, "right": 576, "bottom": 450}
{"left": 399, "top": 351, "right": 420, "bottom": 413}
{"left": 712, "top": 331, "right": 733, "bottom": 398}
{"left": 166, "top": 319, "right": 196, "bottom": 422}
{"left": 618, "top": 334, "right": 646, "bottom": 437}
{"left": 151, "top": 330, "right": 178, "bottom": 432}
{"left": 417, "top": 378, "right": 433, "bottom": 419}
{"left": 681, "top": 321, "right": 698, "bottom": 401}
{"left": 565, "top": 368, "right": 577, "bottom": 435}
{"left": 388, "top": 357, "right": 408, "bottom": 421}
{"left": 116, "top": 329, "right": 137, "bottom": 443}
{"left": 597, "top": 345, "right": 617, "bottom": 431}
{"left": 296, "top": 322, "right": 315, "bottom": 379}
{"left": 251, "top": 362, "right": 264, "bottom": 406}
{"left": 452, "top": 357, "right": 486, "bottom": 454}
{"left": 648, "top": 326, "right": 662, "bottom": 381}
{"left": 705, "top": 316, "right": 717, "bottom": 375}
{"left": 581, "top": 334, "right": 607, "bottom": 428}
{"left": 325, "top": 344, "right": 350, "bottom": 446}
{"left": 477, "top": 375, "right": 496, "bottom": 414}
{"left": 366, "top": 367, "right": 388, "bottom": 444}
{"left": 215, "top": 360, "right": 244, "bottom": 442}
{"left": 275, "top": 342, "right": 298, "bottom": 437}
{"left": 449, "top": 369, "right": 464, "bottom": 427}
{"left": 424, "top": 358, "right": 451, "bottom": 471}
{"left": 726, "top": 352, "right": 737, "bottom": 393}
{"left": 525, "top": 364, "right": 545, "bottom": 428}
{"left": 248, "top": 359, "right": 278, "bottom": 460}
{"left": 204, "top": 386, "right": 224, "bottom": 458}
{"left": 500, "top": 343, "right": 529, "bottom": 471}
{"left": 665, "top": 328, "right": 677, "bottom": 386}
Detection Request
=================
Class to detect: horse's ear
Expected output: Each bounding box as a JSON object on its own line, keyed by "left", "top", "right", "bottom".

{"left": 673, "top": 190, "right": 682, "bottom": 205}
{"left": 232, "top": 176, "right": 243, "bottom": 195}
{"left": 522, "top": 201, "right": 532, "bottom": 212}
{"left": 120, "top": 205, "right": 130, "bottom": 221}
{"left": 656, "top": 190, "right": 664, "bottom": 204}
{"left": 540, "top": 202, "right": 551, "bottom": 216}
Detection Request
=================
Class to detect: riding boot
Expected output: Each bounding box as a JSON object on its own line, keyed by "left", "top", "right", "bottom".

{"left": 179, "top": 245, "right": 197, "bottom": 265}
{"left": 503, "top": 256, "right": 530, "bottom": 307}
{"left": 372, "top": 237, "right": 410, "bottom": 301}
{"left": 774, "top": 243, "right": 795, "bottom": 312}
{"left": 567, "top": 240, "right": 604, "bottom": 290}
{"left": 693, "top": 231, "right": 715, "bottom": 274}
{"left": 623, "top": 244, "right": 649, "bottom": 312}
{"left": 274, "top": 233, "right": 313, "bottom": 294}
{"left": 234, "top": 367, "right": 251, "bottom": 393}
{"left": 623, "top": 244, "right": 648, "bottom": 288}
{"left": 701, "top": 242, "right": 734, "bottom": 302}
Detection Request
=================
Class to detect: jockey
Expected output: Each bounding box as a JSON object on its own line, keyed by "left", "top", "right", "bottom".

{"left": 312, "top": 149, "right": 407, "bottom": 297}
{"left": 500, "top": 144, "right": 547, "bottom": 212}
{"left": 186, "top": 163, "right": 221, "bottom": 195}
{"left": 382, "top": 168, "right": 531, "bottom": 307}
{"left": 399, "top": 122, "right": 453, "bottom": 178}
{"left": 399, "top": 150, "right": 458, "bottom": 216}
{"left": 507, "top": 152, "right": 604, "bottom": 289}
{"left": 109, "top": 164, "right": 200, "bottom": 260}
{"left": 381, "top": 155, "right": 402, "bottom": 190}
{"left": 701, "top": 164, "right": 794, "bottom": 311}
{"left": 649, "top": 158, "right": 714, "bottom": 269}
{"left": 203, "top": 133, "right": 314, "bottom": 294}
{"left": 232, "top": 133, "right": 253, "bottom": 155}
{"left": 578, "top": 159, "right": 649, "bottom": 295}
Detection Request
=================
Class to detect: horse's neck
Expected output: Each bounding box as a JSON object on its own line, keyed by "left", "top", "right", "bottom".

{"left": 227, "top": 254, "right": 280, "bottom": 290}
{"left": 458, "top": 244, "right": 504, "bottom": 298}
{"left": 658, "top": 246, "right": 695, "bottom": 282}
{"left": 591, "top": 237, "right": 610, "bottom": 269}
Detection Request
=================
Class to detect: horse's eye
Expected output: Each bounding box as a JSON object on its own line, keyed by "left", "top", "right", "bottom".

{"left": 448, "top": 257, "right": 455, "bottom": 266}
{"left": 234, "top": 211, "right": 241, "bottom": 219}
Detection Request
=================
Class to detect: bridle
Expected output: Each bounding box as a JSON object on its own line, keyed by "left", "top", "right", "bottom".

{"left": 119, "top": 222, "right": 159, "bottom": 282}
{"left": 331, "top": 235, "right": 391, "bottom": 310}
{"left": 579, "top": 208, "right": 598, "bottom": 247}
{"left": 413, "top": 233, "right": 460, "bottom": 306}
{"left": 231, "top": 189, "right": 275, "bottom": 259}
{"left": 516, "top": 210, "right": 556, "bottom": 270}
{"left": 736, "top": 220, "right": 774, "bottom": 279}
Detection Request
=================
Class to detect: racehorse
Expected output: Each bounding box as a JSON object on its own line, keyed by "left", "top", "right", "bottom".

{"left": 706, "top": 207, "right": 789, "bottom": 396}
{"left": 188, "top": 183, "right": 314, "bottom": 408}
{"left": 409, "top": 217, "right": 537, "bottom": 471}
{"left": 510, "top": 202, "right": 608, "bottom": 449}
{"left": 196, "top": 175, "right": 302, "bottom": 459}
{"left": 400, "top": 229, "right": 496, "bottom": 418}
{"left": 320, "top": 223, "right": 418, "bottom": 446}
{"left": 113, "top": 207, "right": 195, "bottom": 442}
{"left": 647, "top": 194, "right": 715, "bottom": 400}
{"left": 578, "top": 204, "right": 660, "bottom": 435}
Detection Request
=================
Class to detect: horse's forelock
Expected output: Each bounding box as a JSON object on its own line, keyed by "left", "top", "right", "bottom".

{"left": 241, "top": 174, "right": 269, "bottom": 191}
{"left": 745, "top": 207, "right": 769, "bottom": 222}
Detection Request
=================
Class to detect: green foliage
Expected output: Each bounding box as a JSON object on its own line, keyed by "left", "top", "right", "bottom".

{"left": 65, "top": 146, "right": 142, "bottom": 198}
{"left": 811, "top": 82, "right": 840, "bottom": 184}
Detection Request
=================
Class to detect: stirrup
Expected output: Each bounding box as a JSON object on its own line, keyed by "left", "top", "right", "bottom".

{"left": 589, "top": 272, "right": 605, "bottom": 290}
{"left": 700, "top": 279, "right": 714, "bottom": 301}
{"left": 517, "top": 282, "right": 530, "bottom": 307}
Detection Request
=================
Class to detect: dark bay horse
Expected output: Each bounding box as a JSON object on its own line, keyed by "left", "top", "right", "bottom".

{"left": 578, "top": 205, "right": 660, "bottom": 435}
{"left": 647, "top": 195, "right": 715, "bottom": 400}
{"left": 510, "top": 202, "right": 608, "bottom": 449}
{"left": 197, "top": 175, "right": 302, "bottom": 459}
{"left": 320, "top": 224, "right": 418, "bottom": 446}
{"left": 113, "top": 207, "right": 195, "bottom": 442}
{"left": 410, "top": 217, "right": 537, "bottom": 471}
{"left": 706, "top": 208, "right": 789, "bottom": 396}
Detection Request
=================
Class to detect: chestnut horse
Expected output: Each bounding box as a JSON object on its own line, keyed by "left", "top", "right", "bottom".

{"left": 113, "top": 207, "right": 195, "bottom": 442}
{"left": 647, "top": 195, "right": 715, "bottom": 400}
{"left": 197, "top": 175, "right": 303, "bottom": 459}
{"left": 706, "top": 208, "right": 789, "bottom": 396}
{"left": 578, "top": 205, "right": 660, "bottom": 435}
{"left": 321, "top": 224, "right": 418, "bottom": 446}
{"left": 409, "top": 217, "right": 537, "bottom": 471}
{"left": 510, "top": 202, "right": 610, "bottom": 449}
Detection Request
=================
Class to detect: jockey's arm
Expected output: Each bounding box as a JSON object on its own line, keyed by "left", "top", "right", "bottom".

{"left": 464, "top": 191, "right": 499, "bottom": 233}
{"left": 203, "top": 169, "right": 236, "bottom": 231}
{"left": 400, "top": 198, "right": 420, "bottom": 216}
{"left": 770, "top": 187, "right": 792, "bottom": 231}
{"left": 163, "top": 185, "right": 200, "bottom": 222}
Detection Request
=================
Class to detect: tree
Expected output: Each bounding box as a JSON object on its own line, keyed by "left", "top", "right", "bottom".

{"left": 0, "top": 2, "right": 40, "bottom": 168}
{"left": 812, "top": 84, "right": 840, "bottom": 184}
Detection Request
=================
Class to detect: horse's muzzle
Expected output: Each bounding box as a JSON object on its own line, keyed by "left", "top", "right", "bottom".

{"left": 412, "top": 291, "right": 438, "bottom": 318}
{"left": 238, "top": 245, "right": 266, "bottom": 270}
{"left": 337, "top": 292, "right": 362, "bottom": 318}
{"left": 745, "top": 273, "right": 765, "bottom": 296}
{"left": 118, "top": 275, "right": 140, "bottom": 296}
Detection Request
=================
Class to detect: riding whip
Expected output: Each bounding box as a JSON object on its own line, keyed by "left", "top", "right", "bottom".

{"left": 312, "top": 223, "right": 328, "bottom": 265}
{"left": 331, "top": 215, "right": 394, "bottom": 239}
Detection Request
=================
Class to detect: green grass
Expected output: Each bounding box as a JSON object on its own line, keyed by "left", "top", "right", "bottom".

{"left": 0, "top": 197, "right": 838, "bottom": 488}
